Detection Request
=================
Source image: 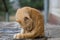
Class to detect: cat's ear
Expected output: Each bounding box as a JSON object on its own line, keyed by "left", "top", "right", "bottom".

{"left": 24, "top": 17, "right": 29, "bottom": 21}
{"left": 24, "top": 16, "right": 32, "bottom": 26}
{"left": 24, "top": 17, "right": 30, "bottom": 24}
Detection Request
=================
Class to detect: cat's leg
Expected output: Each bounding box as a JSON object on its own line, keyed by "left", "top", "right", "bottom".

{"left": 13, "top": 31, "right": 37, "bottom": 39}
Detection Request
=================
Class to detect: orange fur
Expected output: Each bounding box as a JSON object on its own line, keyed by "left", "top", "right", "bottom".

{"left": 14, "top": 7, "right": 44, "bottom": 39}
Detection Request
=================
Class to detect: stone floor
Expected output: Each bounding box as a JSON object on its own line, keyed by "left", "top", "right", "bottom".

{"left": 0, "top": 22, "right": 60, "bottom": 40}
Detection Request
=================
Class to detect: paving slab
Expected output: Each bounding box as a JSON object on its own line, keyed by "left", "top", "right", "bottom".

{"left": 0, "top": 22, "right": 60, "bottom": 40}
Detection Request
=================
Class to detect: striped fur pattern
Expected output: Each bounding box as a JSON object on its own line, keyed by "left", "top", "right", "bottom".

{"left": 14, "top": 7, "right": 44, "bottom": 39}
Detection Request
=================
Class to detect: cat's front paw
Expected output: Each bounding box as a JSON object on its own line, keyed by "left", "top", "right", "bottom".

{"left": 13, "top": 33, "right": 23, "bottom": 39}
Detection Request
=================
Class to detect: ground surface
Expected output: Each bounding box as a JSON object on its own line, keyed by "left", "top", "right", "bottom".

{"left": 0, "top": 22, "right": 60, "bottom": 40}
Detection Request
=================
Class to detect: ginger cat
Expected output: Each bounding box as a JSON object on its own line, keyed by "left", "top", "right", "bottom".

{"left": 14, "top": 7, "right": 44, "bottom": 39}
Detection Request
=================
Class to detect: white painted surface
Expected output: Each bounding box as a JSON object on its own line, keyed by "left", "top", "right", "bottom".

{"left": 49, "top": 0, "right": 60, "bottom": 17}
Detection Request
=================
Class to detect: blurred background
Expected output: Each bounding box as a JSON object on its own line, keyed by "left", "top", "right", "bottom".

{"left": 0, "top": 0, "right": 44, "bottom": 22}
